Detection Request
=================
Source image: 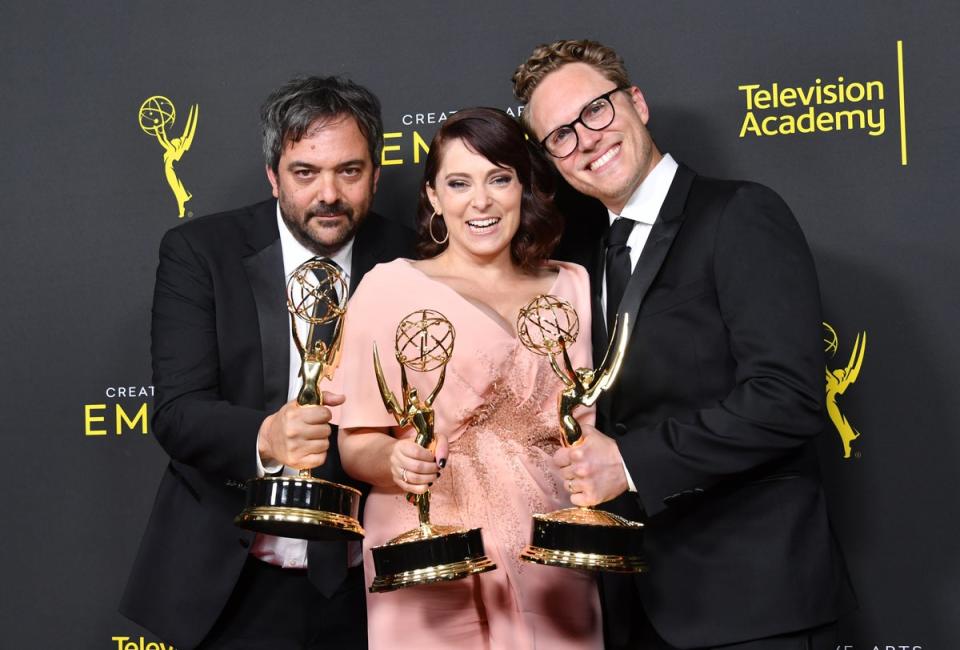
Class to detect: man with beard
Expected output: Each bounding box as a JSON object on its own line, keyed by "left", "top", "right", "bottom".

{"left": 121, "top": 76, "right": 414, "bottom": 649}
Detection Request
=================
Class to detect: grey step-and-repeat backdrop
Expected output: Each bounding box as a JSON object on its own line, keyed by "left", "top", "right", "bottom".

{"left": 2, "top": 1, "right": 957, "bottom": 647}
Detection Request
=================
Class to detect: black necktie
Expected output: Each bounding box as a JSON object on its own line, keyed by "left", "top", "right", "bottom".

{"left": 305, "top": 257, "right": 348, "bottom": 597}
{"left": 605, "top": 217, "right": 635, "bottom": 328}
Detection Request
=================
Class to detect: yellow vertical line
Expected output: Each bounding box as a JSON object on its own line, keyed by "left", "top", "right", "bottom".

{"left": 897, "top": 40, "right": 908, "bottom": 165}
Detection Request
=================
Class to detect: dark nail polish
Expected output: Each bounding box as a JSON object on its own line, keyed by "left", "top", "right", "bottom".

{"left": 438, "top": 458, "right": 447, "bottom": 469}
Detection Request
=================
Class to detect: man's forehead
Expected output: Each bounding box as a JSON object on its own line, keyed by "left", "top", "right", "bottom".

{"left": 280, "top": 115, "right": 370, "bottom": 161}
{"left": 284, "top": 115, "right": 360, "bottom": 147}
{"left": 301, "top": 114, "right": 353, "bottom": 139}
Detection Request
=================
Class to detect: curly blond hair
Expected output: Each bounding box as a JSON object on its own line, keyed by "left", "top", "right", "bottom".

{"left": 512, "top": 39, "right": 631, "bottom": 108}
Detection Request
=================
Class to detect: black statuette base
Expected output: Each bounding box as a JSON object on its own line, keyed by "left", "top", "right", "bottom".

{"left": 519, "top": 507, "right": 647, "bottom": 573}
{"left": 370, "top": 526, "right": 496, "bottom": 592}
{"left": 235, "top": 476, "right": 363, "bottom": 541}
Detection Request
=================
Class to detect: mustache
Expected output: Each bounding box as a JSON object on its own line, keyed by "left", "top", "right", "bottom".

{"left": 307, "top": 201, "right": 354, "bottom": 220}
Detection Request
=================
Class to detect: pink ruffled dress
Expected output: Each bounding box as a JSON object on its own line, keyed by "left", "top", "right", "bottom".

{"left": 333, "top": 258, "right": 602, "bottom": 650}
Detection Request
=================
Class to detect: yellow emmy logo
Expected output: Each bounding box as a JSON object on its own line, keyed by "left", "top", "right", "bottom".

{"left": 823, "top": 322, "right": 867, "bottom": 459}
{"left": 138, "top": 95, "right": 198, "bottom": 218}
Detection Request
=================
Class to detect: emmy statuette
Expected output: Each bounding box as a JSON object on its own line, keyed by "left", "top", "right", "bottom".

{"left": 516, "top": 295, "right": 646, "bottom": 572}
{"left": 368, "top": 309, "right": 497, "bottom": 592}
{"left": 137, "top": 95, "right": 197, "bottom": 218}
{"left": 235, "top": 259, "right": 364, "bottom": 541}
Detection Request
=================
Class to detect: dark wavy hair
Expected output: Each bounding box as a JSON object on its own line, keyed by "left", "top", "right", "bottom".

{"left": 260, "top": 76, "right": 383, "bottom": 173}
{"left": 416, "top": 108, "right": 562, "bottom": 271}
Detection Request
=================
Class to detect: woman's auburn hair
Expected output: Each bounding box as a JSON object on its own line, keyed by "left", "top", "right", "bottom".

{"left": 415, "top": 107, "right": 562, "bottom": 272}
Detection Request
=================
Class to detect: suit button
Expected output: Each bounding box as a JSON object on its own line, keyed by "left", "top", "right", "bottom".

{"left": 238, "top": 537, "right": 250, "bottom": 549}
{"left": 614, "top": 423, "right": 628, "bottom": 436}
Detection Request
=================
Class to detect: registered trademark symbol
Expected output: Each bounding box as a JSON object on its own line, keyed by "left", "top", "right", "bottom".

{"left": 187, "top": 210, "right": 194, "bottom": 218}
{"left": 854, "top": 450, "right": 862, "bottom": 459}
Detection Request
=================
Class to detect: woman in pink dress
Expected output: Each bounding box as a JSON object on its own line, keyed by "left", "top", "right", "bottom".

{"left": 335, "top": 108, "right": 602, "bottom": 649}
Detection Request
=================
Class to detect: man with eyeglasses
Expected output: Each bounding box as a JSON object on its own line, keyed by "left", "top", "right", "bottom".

{"left": 513, "top": 40, "right": 852, "bottom": 650}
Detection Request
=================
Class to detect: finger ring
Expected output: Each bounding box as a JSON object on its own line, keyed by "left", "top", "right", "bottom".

{"left": 401, "top": 468, "right": 408, "bottom": 483}
{"left": 567, "top": 479, "right": 575, "bottom": 493}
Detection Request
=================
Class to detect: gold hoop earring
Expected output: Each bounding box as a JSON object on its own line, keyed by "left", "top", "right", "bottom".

{"left": 429, "top": 211, "right": 448, "bottom": 245}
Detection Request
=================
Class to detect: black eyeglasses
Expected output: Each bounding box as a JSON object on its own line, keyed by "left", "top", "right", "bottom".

{"left": 540, "top": 87, "right": 629, "bottom": 159}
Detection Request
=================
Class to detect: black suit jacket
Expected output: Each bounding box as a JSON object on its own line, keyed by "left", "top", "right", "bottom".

{"left": 561, "top": 165, "right": 851, "bottom": 648}
{"left": 120, "top": 199, "right": 414, "bottom": 649}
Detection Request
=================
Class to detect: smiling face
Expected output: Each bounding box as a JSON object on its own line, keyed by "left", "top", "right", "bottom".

{"left": 425, "top": 138, "right": 522, "bottom": 266}
{"left": 526, "top": 62, "right": 661, "bottom": 214}
{"left": 266, "top": 115, "right": 379, "bottom": 257}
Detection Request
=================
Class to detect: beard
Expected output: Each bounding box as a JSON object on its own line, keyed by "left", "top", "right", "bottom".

{"left": 279, "top": 195, "right": 369, "bottom": 257}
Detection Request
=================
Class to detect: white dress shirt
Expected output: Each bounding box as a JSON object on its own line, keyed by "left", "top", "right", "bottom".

{"left": 600, "top": 153, "right": 679, "bottom": 316}
{"left": 249, "top": 205, "right": 354, "bottom": 568}
{"left": 603, "top": 154, "right": 678, "bottom": 494}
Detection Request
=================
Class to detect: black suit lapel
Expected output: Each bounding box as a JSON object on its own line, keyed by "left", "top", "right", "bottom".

{"left": 616, "top": 165, "right": 696, "bottom": 329}
{"left": 241, "top": 202, "right": 289, "bottom": 415}
{"left": 348, "top": 214, "right": 388, "bottom": 296}
{"left": 598, "top": 165, "right": 695, "bottom": 421}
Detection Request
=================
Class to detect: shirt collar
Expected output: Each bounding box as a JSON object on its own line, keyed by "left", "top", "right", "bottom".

{"left": 608, "top": 153, "right": 679, "bottom": 226}
{"left": 275, "top": 202, "right": 354, "bottom": 284}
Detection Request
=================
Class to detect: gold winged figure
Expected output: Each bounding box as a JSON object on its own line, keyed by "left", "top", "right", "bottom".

{"left": 160, "top": 103, "right": 198, "bottom": 218}
{"left": 825, "top": 330, "right": 866, "bottom": 459}
{"left": 516, "top": 294, "right": 630, "bottom": 447}
{"left": 550, "top": 314, "right": 629, "bottom": 447}
{"left": 138, "top": 96, "right": 198, "bottom": 217}
{"left": 373, "top": 342, "right": 447, "bottom": 529}
{"left": 366, "top": 311, "right": 496, "bottom": 592}
{"left": 286, "top": 260, "right": 347, "bottom": 408}
{"left": 515, "top": 296, "right": 645, "bottom": 572}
